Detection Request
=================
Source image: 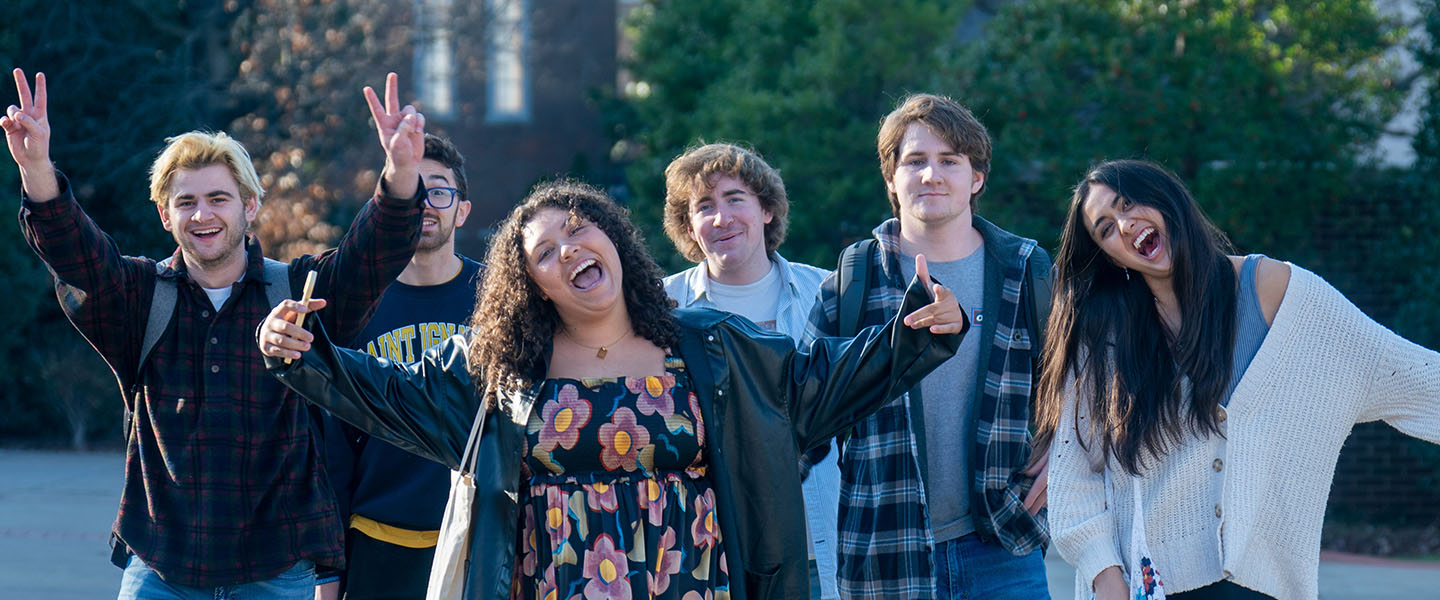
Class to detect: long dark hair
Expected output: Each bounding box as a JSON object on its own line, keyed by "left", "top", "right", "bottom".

{"left": 467, "top": 180, "right": 678, "bottom": 412}
{"left": 1034, "top": 160, "right": 1236, "bottom": 475}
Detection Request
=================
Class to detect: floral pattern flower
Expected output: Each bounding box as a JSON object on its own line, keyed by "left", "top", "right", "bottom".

{"left": 627, "top": 374, "right": 675, "bottom": 417}
{"left": 581, "top": 533, "right": 631, "bottom": 600}
{"left": 544, "top": 485, "right": 572, "bottom": 549}
{"left": 691, "top": 488, "right": 720, "bottom": 550}
{"left": 637, "top": 478, "right": 668, "bottom": 526}
{"left": 649, "top": 526, "right": 684, "bottom": 594}
{"left": 585, "top": 481, "right": 619, "bottom": 513}
{"left": 537, "top": 384, "right": 592, "bottom": 452}
{"left": 598, "top": 408, "right": 650, "bottom": 472}
{"left": 537, "top": 564, "right": 557, "bottom": 600}
{"left": 688, "top": 391, "right": 705, "bottom": 448}
{"left": 521, "top": 507, "right": 539, "bottom": 576}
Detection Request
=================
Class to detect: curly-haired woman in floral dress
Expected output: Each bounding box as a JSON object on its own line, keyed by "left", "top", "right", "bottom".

{"left": 258, "top": 180, "right": 969, "bottom": 599}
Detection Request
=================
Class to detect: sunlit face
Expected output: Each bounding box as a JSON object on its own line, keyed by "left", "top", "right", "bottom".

{"left": 157, "top": 164, "right": 257, "bottom": 271}
{"left": 522, "top": 208, "right": 625, "bottom": 322}
{"left": 687, "top": 174, "right": 772, "bottom": 279}
{"left": 888, "top": 122, "right": 984, "bottom": 228}
{"left": 418, "top": 158, "right": 471, "bottom": 252}
{"left": 1081, "top": 183, "right": 1172, "bottom": 277}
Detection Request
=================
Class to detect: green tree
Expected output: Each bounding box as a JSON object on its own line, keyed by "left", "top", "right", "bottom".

{"left": 956, "top": 0, "right": 1407, "bottom": 252}
{"left": 617, "top": 0, "right": 970, "bottom": 269}
{"left": 0, "top": 0, "right": 246, "bottom": 446}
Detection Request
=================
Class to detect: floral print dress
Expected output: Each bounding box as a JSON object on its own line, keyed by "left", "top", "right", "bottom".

{"left": 512, "top": 357, "right": 731, "bottom": 600}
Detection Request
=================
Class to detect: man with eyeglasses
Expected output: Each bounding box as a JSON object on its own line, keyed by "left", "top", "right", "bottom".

{"left": 316, "top": 133, "right": 484, "bottom": 600}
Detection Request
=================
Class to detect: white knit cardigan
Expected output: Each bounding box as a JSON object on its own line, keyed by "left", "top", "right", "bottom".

{"left": 1048, "top": 264, "right": 1440, "bottom": 600}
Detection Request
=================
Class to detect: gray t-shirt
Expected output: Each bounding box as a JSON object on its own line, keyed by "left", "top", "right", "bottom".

{"left": 901, "top": 245, "right": 985, "bottom": 542}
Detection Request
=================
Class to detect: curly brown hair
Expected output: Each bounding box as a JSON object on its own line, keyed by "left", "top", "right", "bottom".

{"left": 662, "top": 143, "right": 789, "bottom": 263}
{"left": 467, "top": 180, "right": 678, "bottom": 412}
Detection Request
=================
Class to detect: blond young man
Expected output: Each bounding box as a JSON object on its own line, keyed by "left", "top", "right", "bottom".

{"left": 5, "top": 69, "right": 425, "bottom": 599}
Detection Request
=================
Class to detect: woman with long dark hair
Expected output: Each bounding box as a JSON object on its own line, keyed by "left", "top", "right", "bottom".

{"left": 257, "top": 180, "right": 966, "bottom": 599}
{"left": 1034, "top": 159, "right": 1440, "bottom": 600}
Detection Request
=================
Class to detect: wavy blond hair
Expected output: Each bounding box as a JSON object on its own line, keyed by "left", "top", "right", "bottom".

{"left": 148, "top": 131, "right": 264, "bottom": 206}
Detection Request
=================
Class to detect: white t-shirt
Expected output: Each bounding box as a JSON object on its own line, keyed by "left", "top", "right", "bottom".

{"left": 704, "top": 262, "right": 782, "bottom": 331}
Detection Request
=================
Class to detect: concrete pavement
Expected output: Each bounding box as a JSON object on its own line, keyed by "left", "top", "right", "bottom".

{"left": 2, "top": 448, "right": 1437, "bottom": 599}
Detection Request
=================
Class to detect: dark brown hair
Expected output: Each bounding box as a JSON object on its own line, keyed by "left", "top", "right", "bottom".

{"left": 467, "top": 180, "right": 678, "bottom": 411}
{"left": 423, "top": 134, "right": 467, "bottom": 201}
{"left": 1033, "top": 160, "right": 1236, "bottom": 476}
{"left": 876, "top": 93, "right": 991, "bottom": 216}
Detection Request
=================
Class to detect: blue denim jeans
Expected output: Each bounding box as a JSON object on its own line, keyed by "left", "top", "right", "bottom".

{"left": 117, "top": 555, "right": 316, "bottom": 600}
{"left": 934, "top": 534, "right": 1050, "bottom": 599}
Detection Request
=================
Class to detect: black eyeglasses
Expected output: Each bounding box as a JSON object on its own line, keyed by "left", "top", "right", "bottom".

{"left": 424, "top": 187, "right": 461, "bottom": 209}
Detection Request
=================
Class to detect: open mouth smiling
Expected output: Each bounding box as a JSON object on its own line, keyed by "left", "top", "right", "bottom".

{"left": 1132, "top": 227, "right": 1161, "bottom": 259}
{"left": 569, "top": 258, "right": 604, "bottom": 290}
{"left": 191, "top": 227, "right": 222, "bottom": 240}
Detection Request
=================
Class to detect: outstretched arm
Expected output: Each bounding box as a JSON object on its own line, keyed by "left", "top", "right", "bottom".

{"left": 2, "top": 69, "right": 58, "bottom": 201}
{"left": 787, "top": 254, "right": 967, "bottom": 450}
{"left": 259, "top": 298, "right": 480, "bottom": 469}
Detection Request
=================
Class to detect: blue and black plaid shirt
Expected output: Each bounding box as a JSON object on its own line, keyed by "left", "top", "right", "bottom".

{"left": 20, "top": 172, "right": 422, "bottom": 587}
{"left": 806, "top": 217, "right": 1050, "bottom": 599}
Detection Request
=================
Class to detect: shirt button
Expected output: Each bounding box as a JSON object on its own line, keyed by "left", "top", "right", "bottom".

{"left": 1215, "top": 504, "right": 1223, "bottom": 518}
{"left": 202, "top": 310, "right": 211, "bottom": 318}
{"left": 716, "top": 389, "right": 724, "bottom": 397}
{"left": 210, "top": 365, "right": 220, "bottom": 374}
{"left": 1213, "top": 458, "right": 1224, "bottom": 472}
{"left": 210, "top": 337, "right": 219, "bottom": 345}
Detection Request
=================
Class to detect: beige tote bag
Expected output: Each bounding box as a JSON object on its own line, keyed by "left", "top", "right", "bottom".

{"left": 425, "top": 403, "right": 487, "bottom": 600}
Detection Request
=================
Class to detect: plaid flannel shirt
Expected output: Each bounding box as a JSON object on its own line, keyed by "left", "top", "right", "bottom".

{"left": 19, "top": 172, "right": 422, "bottom": 587}
{"left": 805, "top": 217, "right": 1050, "bottom": 599}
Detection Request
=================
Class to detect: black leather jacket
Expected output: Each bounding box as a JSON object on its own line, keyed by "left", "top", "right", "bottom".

{"left": 269, "top": 278, "right": 960, "bottom": 599}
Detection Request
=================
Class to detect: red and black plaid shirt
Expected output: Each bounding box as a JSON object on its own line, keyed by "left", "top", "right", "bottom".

{"left": 20, "top": 172, "right": 422, "bottom": 587}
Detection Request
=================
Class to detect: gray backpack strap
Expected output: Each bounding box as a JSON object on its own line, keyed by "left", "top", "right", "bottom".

{"left": 262, "top": 257, "right": 292, "bottom": 309}
{"left": 139, "top": 258, "right": 178, "bottom": 379}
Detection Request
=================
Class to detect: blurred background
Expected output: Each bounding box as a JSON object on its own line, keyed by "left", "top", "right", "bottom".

{"left": 1, "top": 0, "right": 1436, "bottom": 557}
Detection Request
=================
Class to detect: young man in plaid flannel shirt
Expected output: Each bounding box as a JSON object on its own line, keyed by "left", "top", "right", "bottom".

{"left": 5, "top": 69, "right": 426, "bottom": 599}
{"left": 806, "top": 93, "right": 1053, "bottom": 599}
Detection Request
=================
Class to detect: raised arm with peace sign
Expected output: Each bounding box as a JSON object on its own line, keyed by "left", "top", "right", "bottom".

{"left": 1, "top": 68, "right": 58, "bottom": 202}
{"left": 365, "top": 72, "right": 426, "bottom": 201}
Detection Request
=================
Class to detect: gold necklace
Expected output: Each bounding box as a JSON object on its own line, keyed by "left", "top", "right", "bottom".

{"left": 560, "top": 328, "right": 629, "bottom": 359}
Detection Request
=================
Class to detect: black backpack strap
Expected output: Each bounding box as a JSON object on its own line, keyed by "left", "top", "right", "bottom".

{"left": 836, "top": 238, "right": 878, "bottom": 338}
{"left": 1025, "top": 250, "right": 1053, "bottom": 357}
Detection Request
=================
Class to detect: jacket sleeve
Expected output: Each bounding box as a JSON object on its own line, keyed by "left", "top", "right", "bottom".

{"left": 1048, "top": 370, "right": 1122, "bottom": 592}
{"left": 786, "top": 275, "right": 963, "bottom": 451}
{"left": 268, "top": 319, "right": 482, "bottom": 470}
{"left": 296, "top": 176, "right": 424, "bottom": 346}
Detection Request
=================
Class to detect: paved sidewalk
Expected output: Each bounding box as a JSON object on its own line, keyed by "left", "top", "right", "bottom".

{"left": 0, "top": 448, "right": 122, "bottom": 599}
{"left": 2, "top": 448, "right": 1438, "bottom": 598}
